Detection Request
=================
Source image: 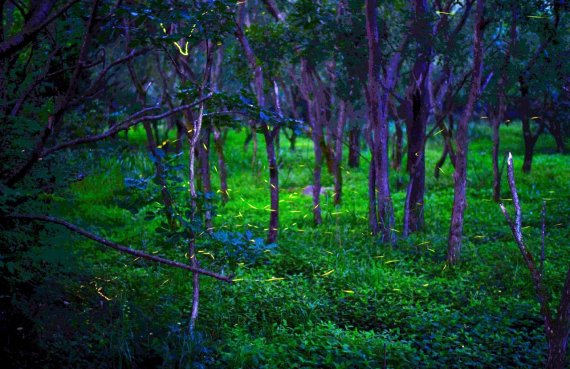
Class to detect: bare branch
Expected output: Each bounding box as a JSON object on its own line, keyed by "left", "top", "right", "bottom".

{"left": 8, "top": 214, "right": 232, "bottom": 283}
{"left": 500, "top": 152, "right": 553, "bottom": 324}
{"left": 42, "top": 94, "right": 213, "bottom": 157}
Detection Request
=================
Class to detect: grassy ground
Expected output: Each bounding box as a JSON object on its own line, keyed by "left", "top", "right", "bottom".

{"left": 15, "top": 121, "right": 569, "bottom": 368}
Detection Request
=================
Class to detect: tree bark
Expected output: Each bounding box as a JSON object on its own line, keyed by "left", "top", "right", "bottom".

{"left": 447, "top": 0, "right": 485, "bottom": 264}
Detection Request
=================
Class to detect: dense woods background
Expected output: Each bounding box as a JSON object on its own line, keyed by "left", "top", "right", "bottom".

{"left": 0, "top": 0, "right": 569, "bottom": 368}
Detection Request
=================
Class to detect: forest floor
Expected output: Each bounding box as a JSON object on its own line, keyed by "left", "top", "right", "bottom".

{"left": 6, "top": 122, "right": 569, "bottom": 368}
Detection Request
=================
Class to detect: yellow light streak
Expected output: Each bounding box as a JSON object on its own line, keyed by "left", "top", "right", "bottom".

{"left": 173, "top": 41, "right": 189, "bottom": 56}
{"left": 96, "top": 287, "right": 112, "bottom": 301}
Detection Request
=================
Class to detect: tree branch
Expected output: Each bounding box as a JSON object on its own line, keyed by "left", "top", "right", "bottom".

{"left": 41, "top": 94, "right": 213, "bottom": 157}
{"left": 0, "top": 0, "right": 79, "bottom": 59}
{"left": 499, "top": 152, "right": 553, "bottom": 325}
{"left": 8, "top": 214, "right": 233, "bottom": 283}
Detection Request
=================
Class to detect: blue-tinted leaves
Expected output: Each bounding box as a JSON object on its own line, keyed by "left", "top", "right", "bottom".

{"left": 125, "top": 176, "right": 150, "bottom": 191}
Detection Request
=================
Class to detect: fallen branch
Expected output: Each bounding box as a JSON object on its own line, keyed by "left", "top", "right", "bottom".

{"left": 8, "top": 214, "right": 232, "bottom": 283}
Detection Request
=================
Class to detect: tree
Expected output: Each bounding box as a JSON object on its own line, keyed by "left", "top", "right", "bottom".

{"left": 447, "top": 0, "right": 486, "bottom": 264}
{"left": 364, "top": 0, "right": 404, "bottom": 243}
{"left": 234, "top": 1, "right": 280, "bottom": 243}
{"left": 484, "top": 3, "right": 517, "bottom": 202}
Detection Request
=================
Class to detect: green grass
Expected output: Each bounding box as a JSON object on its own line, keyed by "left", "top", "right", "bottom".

{"left": 22, "top": 121, "right": 570, "bottom": 367}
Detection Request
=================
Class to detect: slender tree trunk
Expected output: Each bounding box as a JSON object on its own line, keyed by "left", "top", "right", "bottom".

{"left": 490, "top": 8, "right": 516, "bottom": 202}
{"left": 312, "top": 124, "right": 323, "bottom": 225}
{"left": 199, "top": 126, "right": 213, "bottom": 232}
{"left": 447, "top": 0, "right": 485, "bottom": 264}
{"left": 186, "top": 99, "right": 205, "bottom": 334}
{"left": 235, "top": 14, "right": 279, "bottom": 243}
{"left": 519, "top": 79, "right": 544, "bottom": 174}
{"left": 365, "top": 0, "right": 396, "bottom": 243}
{"left": 348, "top": 126, "right": 360, "bottom": 168}
{"left": 213, "top": 127, "right": 229, "bottom": 203}
{"left": 547, "top": 121, "right": 565, "bottom": 153}
{"left": 333, "top": 100, "right": 347, "bottom": 205}
{"left": 521, "top": 114, "right": 542, "bottom": 174}
{"left": 264, "top": 128, "right": 279, "bottom": 242}
{"left": 404, "top": 97, "right": 427, "bottom": 234}
{"left": 391, "top": 120, "right": 403, "bottom": 172}
{"left": 435, "top": 114, "right": 456, "bottom": 179}
{"left": 434, "top": 143, "right": 449, "bottom": 179}
{"left": 367, "top": 131, "right": 379, "bottom": 234}
{"left": 403, "top": 0, "right": 431, "bottom": 236}
{"left": 491, "top": 116, "right": 501, "bottom": 202}
{"left": 144, "top": 121, "right": 173, "bottom": 220}
{"left": 300, "top": 60, "right": 323, "bottom": 224}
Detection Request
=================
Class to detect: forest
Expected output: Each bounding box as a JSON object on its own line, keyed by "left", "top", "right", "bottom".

{"left": 0, "top": 0, "right": 569, "bottom": 368}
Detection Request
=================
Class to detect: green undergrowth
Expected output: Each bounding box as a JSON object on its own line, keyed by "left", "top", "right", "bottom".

{"left": 3, "top": 121, "right": 568, "bottom": 368}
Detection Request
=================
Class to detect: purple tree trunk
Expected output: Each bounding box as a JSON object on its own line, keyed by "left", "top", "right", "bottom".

{"left": 447, "top": 0, "right": 485, "bottom": 264}
{"left": 365, "top": 0, "right": 395, "bottom": 243}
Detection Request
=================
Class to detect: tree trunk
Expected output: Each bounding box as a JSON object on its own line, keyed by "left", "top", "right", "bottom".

{"left": 235, "top": 15, "right": 280, "bottom": 243}
{"left": 302, "top": 61, "right": 323, "bottom": 224}
{"left": 491, "top": 116, "right": 501, "bottom": 202}
{"left": 333, "top": 100, "right": 347, "bottom": 205}
{"left": 264, "top": 129, "right": 279, "bottom": 243}
{"left": 365, "top": 0, "right": 396, "bottom": 243}
{"left": 519, "top": 79, "right": 544, "bottom": 174}
{"left": 547, "top": 121, "right": 565, "bottom": 154}
{"left": 213, "top": 127, "right": 229, "bottom": 203}
{"left": 404, "top": 94, "right": 427, "bottom": 235}
{"left": 447, "top": 0, "right": 485, "bottom": 264}
{"left": 545, "top": 267, "right": 570, "bottom": 369}
{"left": 391, "top": 120, "right": 403, "bottom": 171}
{"left": 143, "top": 121, "right": 173, "bottom": 223}
{"left": 199, "top": 126, "right": 213, "bottom": 232}
{"left": 403, "top": 0, "right": 431, "bottom": 236}
{"left": 490, "top": 7, "right": 516, "bottom": 202}
{"left": 522, "top": 116, "right": 538, "bottom": 174}
{"left": 367, "top": 132, "right": 379, "bottom": 235}
{"left": 546, "top": 327, "right": 569, "bottom": 369}
{"left": 348, "top": 126, "right": 360, "bottom": 168}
